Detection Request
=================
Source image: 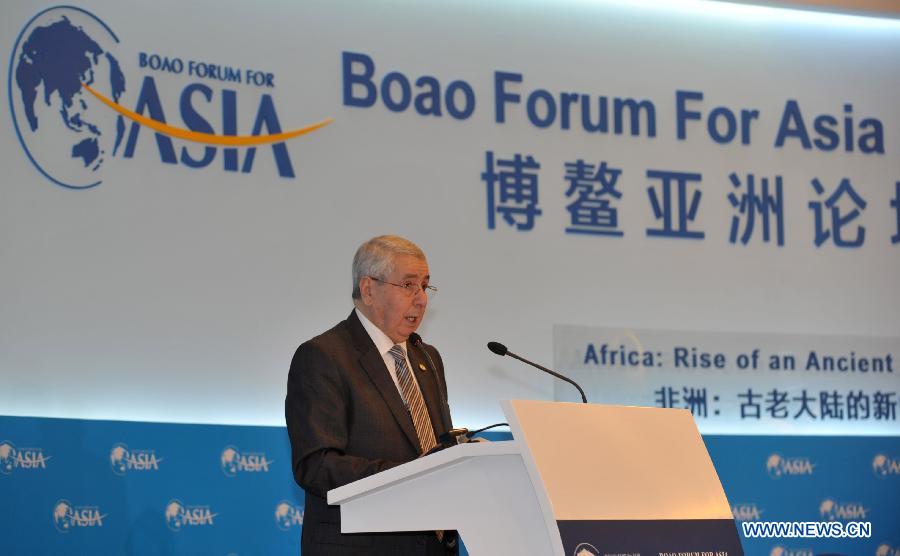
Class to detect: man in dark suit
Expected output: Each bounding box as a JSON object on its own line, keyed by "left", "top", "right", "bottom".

{"left": 286, "top": 235, "right": 457, "bottom": 555}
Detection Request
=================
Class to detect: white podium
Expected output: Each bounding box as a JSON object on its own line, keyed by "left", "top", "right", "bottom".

{"left": 328, "top": 400, "right": 744, "bottom": 556}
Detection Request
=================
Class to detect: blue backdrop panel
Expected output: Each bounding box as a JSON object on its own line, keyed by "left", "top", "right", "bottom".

{"left": 2, "top": 416, "right": 898, "bottom": 555}
{"left": 707, "top": 435, "right": 900, "bottom": 556}
{"left": 1, "top": 416, "right": 303, "bottom": 555}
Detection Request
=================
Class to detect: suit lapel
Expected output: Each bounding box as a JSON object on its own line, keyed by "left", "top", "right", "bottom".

{"left": 346, "top": 311, "right": 420, "bottom": 452}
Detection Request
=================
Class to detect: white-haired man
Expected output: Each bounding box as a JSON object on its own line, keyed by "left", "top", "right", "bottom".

{"left": 286, "top": 235, "right": 456, "bottom": 555}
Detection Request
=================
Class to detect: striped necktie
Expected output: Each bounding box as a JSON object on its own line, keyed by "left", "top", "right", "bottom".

{"left": 388, "top": 344, "right": 438, "bottom": 454}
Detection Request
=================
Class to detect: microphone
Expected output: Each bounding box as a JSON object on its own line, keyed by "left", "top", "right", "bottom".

{"left": 409, "top": 333, "right": 456, "bottom": 447}
{"left": 486, "top": 341, "right": 588, "bottom": 403}
{"left": 409, "top": 333, "right": 439, "bottom": 380}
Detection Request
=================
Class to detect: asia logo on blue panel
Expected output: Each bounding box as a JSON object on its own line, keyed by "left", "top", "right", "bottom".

{"left": 0, "top": 440, "right": 50, "bottom": 474}
{"left": 109, "top": 443, "right": 163, "bottom": 475}
{"left": 731, "top": 503, "right": 764, "bottom": 521}
{"left": 220, "top": 445, "right": 272, "bottom": 477}
{"left": 766, "top": 453, "right": 815, "bottom": 478}
{"left": 8, "top": 5, "right": 332, "bottom": 190}
{"left": 572, "top": 542, "right": 599, "bottom": 556}
{"left": 769, "top": 547, "right": 813, "bottom": 556}
{"left": 165, "top": 499, "right": 217, "bottom": 532}
{"left": 872, "top": 453, "right": 900, "bottom": 478}
{"left": 819, "top": 498, "right": 869, "bottom": 521}
{"left": 274, "top": 500, "right": 303, "bottom": 531}
{"left": 53, "top": 499, "right": 107, "bottom": 532}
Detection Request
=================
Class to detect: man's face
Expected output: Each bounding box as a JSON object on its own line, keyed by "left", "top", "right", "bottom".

{"left": 360, "top": 253, "right": 430, "bottom": 344}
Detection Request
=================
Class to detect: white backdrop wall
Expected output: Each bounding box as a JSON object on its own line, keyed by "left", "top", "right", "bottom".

{"left": 2, "top": 0, "right": 898, "bottom": 432}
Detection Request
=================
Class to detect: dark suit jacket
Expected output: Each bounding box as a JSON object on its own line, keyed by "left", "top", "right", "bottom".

{"left": 286, "top": 310, "right": 456, "bottom": 555}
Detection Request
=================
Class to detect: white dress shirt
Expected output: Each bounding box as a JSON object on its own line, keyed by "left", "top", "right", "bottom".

{"left": 355, "top": 308, "right": 425, "bottom": 408}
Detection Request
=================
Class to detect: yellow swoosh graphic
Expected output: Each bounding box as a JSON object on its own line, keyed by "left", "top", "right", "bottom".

{"left": 82, "top": 83, "right": 333, "bottom": 146}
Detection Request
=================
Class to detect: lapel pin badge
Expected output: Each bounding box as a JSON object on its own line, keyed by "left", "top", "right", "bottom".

{"left": 418, "top": 362, "right": 428, "bottom": 372}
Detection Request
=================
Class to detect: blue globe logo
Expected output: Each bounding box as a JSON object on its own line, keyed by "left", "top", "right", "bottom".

{"left": 9, "top": 6, "right": 126, "bottom": 189}
{"left": 53, "top": 499, "right": 74, "bottom": 532}
{"left": 165, "top": 500, "right": 185, "bottom": 531}
{"left": 109, "top": 443, "right": 129, "bottom": 476}
{"left": 221, "top": 446, "right": 241, "bottom": 477}
{"left": 274, "top": 500, "right": 303, "bottom": 531}
{"left": 0, "top": 441, "right": 16, "bottom": 474}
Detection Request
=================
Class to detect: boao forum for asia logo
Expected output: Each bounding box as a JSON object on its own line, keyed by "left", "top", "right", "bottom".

{"left": 818, "top": 498, "right": 869, "bottom": 521}
{"left": 274, "top": 500, "right": 303, "bottom": 531}
{"left": 53, "top": 499, "right": 108, "bottom": 532}
{"left": 8, "top": 5, "right": 331, "bottom": 190}
{"left": 872, "top": 453, "right": 900, "bottom": 478}
{"left": 766, "top": 453, "right": 815, "bottom": 479}
{"left": 165, "top": 499, "right": 217, "bottom": 532}
{"left": 220, "top": 445, "right": 272, "bottom": 477}
{"left": 109, "top": 443, "right": 163, "bottom": 475}
{"left": 0, "top": 440, "right": 50, "bottom": 474}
